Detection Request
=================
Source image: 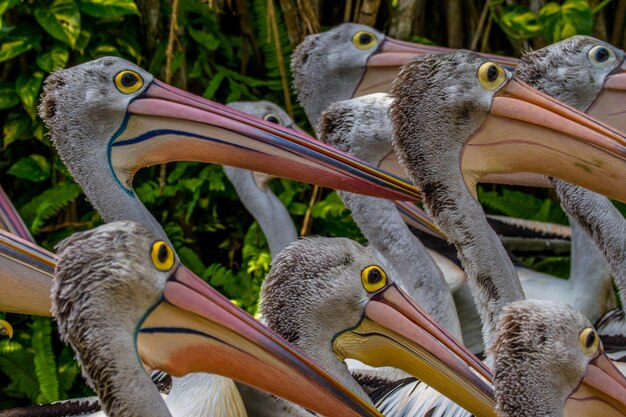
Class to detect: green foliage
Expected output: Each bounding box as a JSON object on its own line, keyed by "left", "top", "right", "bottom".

{"left": 31, "top": 318, "right": 58, "bottom": 403}
{"left": 490, "top": 0, "right": 595, "bottom": 42}
{"left": 478, "top": 187, "right": 568, "bottom": 224}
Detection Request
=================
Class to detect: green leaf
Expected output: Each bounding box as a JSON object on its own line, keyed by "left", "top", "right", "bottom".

{"left": 31, "top": 318, "right": 59, "bottom": 402}
{"left": 0, "top": 83, "right": 20, "bottom": 109}
{"left": 77, "top": 0, "right": 139, "bottom": 17}
{"left": 497, "top": 5, "right": 541, "bottom": 40}
{"left": 20, "top": 183, "right": 81, "bottom": 233}
{"left": 16, "top": 72, "right": 44, "bottom": 119}
{"left": 539, "top": 0, "right": 592, "bottom": 43}
{"left": 188, "top": 27, "right": 220, "bottom": 51}
{"left": 8, "top": 155, "right": 51, "bottom": 182}
{"left": 34, "top": 0, "right": 81, "bottom": 48}
{"left": 3, "top": 111, "right": 30, "bottom": 148}
{"left": 75, "top": 29, "right": 91, "bottom": 54}
{"left": 0, "top": 32, "right": 41, "bottom": 63}
{"left": 36, "top": 43, "right": 69, "bottom": 72}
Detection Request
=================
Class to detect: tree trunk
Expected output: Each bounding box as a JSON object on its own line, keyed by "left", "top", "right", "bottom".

{"left": 590, "top": 0, "right": 608, "bottom": 41}
{"left": 137, "top": 0, "right": 162, "bottom": 56}
{"left": 445, "top": 0, "right": 463, "bottom": 47}
{"left": 611, "top": 0, "right": 626, "bottom": 47}
{"left": 356, "top": 0, "right": 382, "bottom": 26}
{"left": 411, "top": 0, "right": 427, "bottom": 37}
{"left": 279, "top": 0, "right": 303, "bottom": 48}
{"left": 389, "top": 0, "right": 421, "bottom": 39}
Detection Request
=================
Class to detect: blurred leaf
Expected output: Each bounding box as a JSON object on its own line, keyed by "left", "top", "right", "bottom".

{"left": 496, "top": 4, "right": 541, "bottom": 40}
{"left": 34, "top": 0, "right": 81, "bottom": 48}
{"left": 0, "top": 83, "right": 20, "bottom": 109}
{"left": 36, "top": 43, "right": 69, "bottom": 72}
{"left": 3, "top": 110, "right": 30, "bottom": 148}
{"left": 16, "top": 72, "right": 44, "bottom": 119}
{"left": 539, "top": 0, "right": 593, "bottom": 43}
{"left": 0, "top": 31, "right": 41, "bottom": 63}
{"left": 8, "top": 155, "right": 51, "bottom": 182}
{"left": 188, "top": 26, "right": 220, "bottom": 51}
{"left": 77, "top": 0, "right": 139, "bottom": 17}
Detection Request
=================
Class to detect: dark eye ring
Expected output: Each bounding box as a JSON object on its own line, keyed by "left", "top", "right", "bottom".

{"left": 264, "top": 114, "right": 281, "bottom": 125}
{"left": 121, "top": 72, "right": 138, "bottom": 87}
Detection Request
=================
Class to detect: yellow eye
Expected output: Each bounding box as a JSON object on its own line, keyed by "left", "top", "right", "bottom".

{"left": 579, "top": 327, "right": 600, "bottom": 356}
{"left": 151, "top": 241, "right": 175, "bottom": 271}
{"left": 588, "top": 45, "right": 616, "bottom": 68}
{"left": 0, "top": 319, "right": 13, "bottom": 338}
{"left": 361, "top": 265, "right": 388, "bottom": 293}
{"left": 114, "top": 70, "right": 143, "bottom": 94}
{"left": 477, "top": 62, "right": 506, "bottom": 91}
{"left": 352, "top": 31, "right": 378, "bottom": 50}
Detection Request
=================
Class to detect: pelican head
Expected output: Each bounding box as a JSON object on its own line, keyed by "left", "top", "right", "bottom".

{"left": 292, "top": 23, "right": 519, "bottom": 126}
{"left": 390, "top": 51, "right": 626, "bottom": 204}
{"left": 492, "top": 300, "right": 626, "bottom": 417}
{"left": 53, "top": 221, "right": 383, "bottom": 416}
{"left": 39, "top": 57, "right": 420, "bottom": 232}
{"left": 0, "top": 319, "right": 12, "bottom": 338}
{"left": 517, "top": 36, "right": 626, "bottom": 130}
{"left": 262, "top": 237, "right": 495, "bottom": 417}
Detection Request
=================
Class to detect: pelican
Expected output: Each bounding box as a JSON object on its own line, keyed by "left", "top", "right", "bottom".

{"left": 492, "top": 299, "right": 626, "bottom": 417}
{"left": 319, "top": 93, "right": 614, "bottom": 353}
{"left": 52, "top": 222, "right": 247, "bottom": 416}
{"left": 35, "top": 55, "right": 433, "bottom": 416}
{"left": 389, "top": 50, "right": 626, "bottom": 350}
{"left": 515, "top": 36, "right": 626, "bottom": 308}
{"left": 291, "top": 23, "right": 518, "bottom": 127}
{"left": 261, "top": 237, "right": 626, "bottom": 417}
{"left": 261, "top": 236, "right": 495, "bottom": 416}
{"left": 318, "top": 93, "right": 462, "bottom": 339}
{"left": 0, "top": 318, "right": 12, "bottom": 338}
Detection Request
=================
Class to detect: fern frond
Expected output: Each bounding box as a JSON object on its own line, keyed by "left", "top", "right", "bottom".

{"left": 0, "top": 350, "right": 40, "bottom": 402}
{"left": 31, "top": 317, "right": 59, "bottom": 403}
{"left": 19, "top": 183, "right": 81, "bottom": 233}
{"left": 252, "top": 0, "right": 292, "bottom": 85}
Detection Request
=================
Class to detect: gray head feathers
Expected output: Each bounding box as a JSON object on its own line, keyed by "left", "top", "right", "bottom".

{"left": 318, "top": 93, "right": 393, "bottom": 164}
{"left": 227, "top": 100, "right": 294, "bottom": 128}
{"left": 517, "top": 36, "right": 624, "bottom": 111}
{"left": 261, "top": 237, "right": 382, "bottom": 349}
{"left": 491, "top": 300, "right": 595, "bottom": 417}
{"left": 292, "top": 23, "right": 385, "bottom": 126}
{"left": 53, "top": 221, "right": 171, "bottom": 416}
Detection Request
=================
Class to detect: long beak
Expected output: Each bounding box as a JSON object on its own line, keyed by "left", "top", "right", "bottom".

{"left": 0, "top": 185, "right": 34, "bottom": 242}
{"left": 354, "top": 37, "right": 519, "bottom": 97}
{"left": 137, "top": 265, "right": 383, "bottom": 417}
{"left": 587, "top": 61, "right": 626, "bottom": 132}
{"left": 332, "top": 284, "right": 496, "bottom": 417}
{"left": 0, "top": 229, "right": 55, "bottom": 317}
{"left": 463, "top": 78, "right": 626, "bottom": 202}
{"left": 112, "top": 81, "right": 420, "bottom": 202}
{"left": 564, "top": 351, "right": 626, "bottom": 416}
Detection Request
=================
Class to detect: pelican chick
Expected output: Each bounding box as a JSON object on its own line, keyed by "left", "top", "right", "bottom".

{"left": 52, "top": 222, "right": 246, "bottom": 417}
{"left": 261, "top": 237, "right": 495, "bottom": 417}
{"left": 492, "top": 300, "right": 626, "bottom": 417}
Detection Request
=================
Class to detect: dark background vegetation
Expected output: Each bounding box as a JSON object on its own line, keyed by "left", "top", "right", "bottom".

{"left": 0, "top": 0, "right": 624, "bottom": 407}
